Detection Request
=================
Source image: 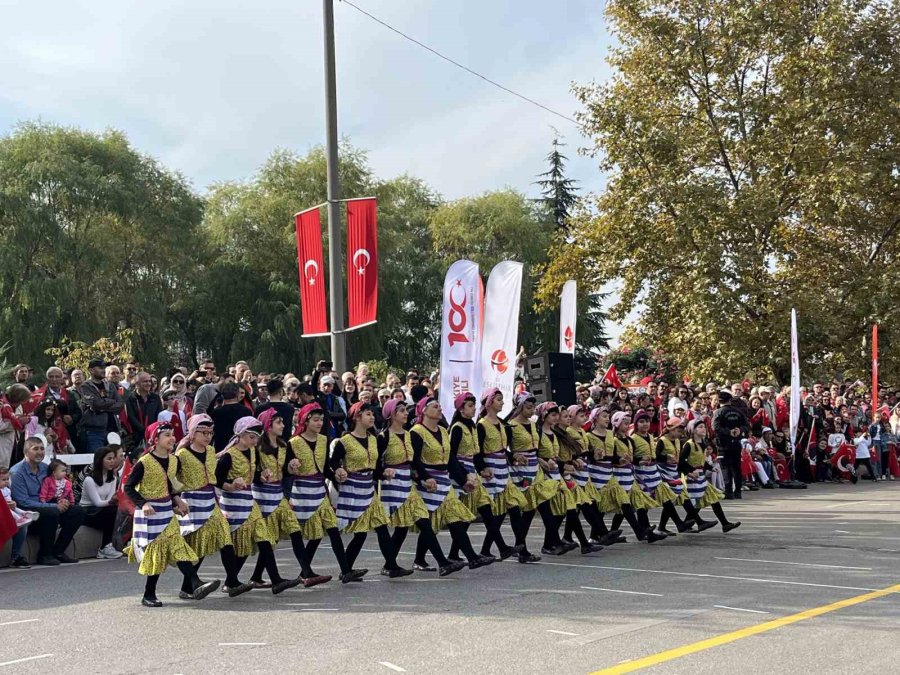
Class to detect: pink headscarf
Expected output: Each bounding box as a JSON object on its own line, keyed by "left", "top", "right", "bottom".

{"left": 382, "top": 399, "right": 405, "bottom": 424}
{"left": 588, "top": 406, "right": 608, "bottom": 426}
{"left": 535, "top": 401, "right": 559, "bottom": 426}
{"left": 454, "top": 392, "right": 475, "bottom": 410}
{"left": 415, "top": 396, "right": 438, "bottom": 425}
{"left": 295, "top": 403, "right": 324, "bottom": 435}
{"left": 176, "top": 413, "right": 212, "bottom": 450}
{"left": 222, "top": 416, "right": 263, "bottom": 454}
{"left": 566, "top": 405, "right": 582, "bottom": 419}
{"left": 480, "top": 387, "right": 502, "bottom": 416}
{"left": 257, "top": 407, "right": 280, "bottom": 435}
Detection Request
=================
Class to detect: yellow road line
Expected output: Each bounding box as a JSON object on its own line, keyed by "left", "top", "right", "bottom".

{"left": 590, "top": 583, "right": 900, "bottom": 674}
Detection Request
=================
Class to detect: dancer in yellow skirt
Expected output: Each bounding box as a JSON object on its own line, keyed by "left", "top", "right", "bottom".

{"left": 174, "top": 414, "right": 231, "bottom": 600}
{"left": 247, "top": 408, "right": 330, "bottom": 588}
{"left": 124, "top": 422, "right": 218, "bottom": 607}
{"left": 584, "top": 408, "right": 626, "bottom": 544}
{"left": 606, "top": 412, "right": 667, "bottom": 543}
{"left": 537, "top": 402, "right": 600, "bottom": 555}
{"left": 379, "top": 399, "right": 467, "bottom": 577}
{"left": 410, "top": 397, "right": 494, "bottom": 570}
{"left": 447, "top": 393, "right": 517, "bottom": 562}
{"left": 506, "top": 392, "right": 567, "bottom": 559}
{"left": 559, "top": 405, "right": 621, "bottom": 548}
{"left": 477, "top": 388, "right": 530, "bottom": 561}
{"left": 631, "top": 411, "right": 695, "bottom": 536}
{"left": 288, "top": 403, "right": 367, "bottom": 583}
{"left": 330, "top": 402, "right": 413, "bottom": 578}
{"left": 215, "top": 416, "right": 302, "bottom": 595}
{"left": 655, "top": 417, "right": 716, "bottom": 533}
{"left": 680, "top": 419, "right": 740, "bottom": 533}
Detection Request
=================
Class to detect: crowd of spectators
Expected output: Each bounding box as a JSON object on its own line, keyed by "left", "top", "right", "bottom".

{"left": 3, "top": 355, "right": 898, "bottom": 570}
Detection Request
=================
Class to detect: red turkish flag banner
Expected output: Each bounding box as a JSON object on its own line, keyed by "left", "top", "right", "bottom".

{"left": 346, "top": 198, "right": 378, "bottom": 329}
{"left": 0, "top": 496, "right": 17, "bottom": 552}
{"left": 295, "top": 208, "right": 329, "bottom": 337}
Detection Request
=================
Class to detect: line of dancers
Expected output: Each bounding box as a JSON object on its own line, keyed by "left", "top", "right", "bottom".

{"left": 124, "top": 390, "right": 739, "bottom": 606}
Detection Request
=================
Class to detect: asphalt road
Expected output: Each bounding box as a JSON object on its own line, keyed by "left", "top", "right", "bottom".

{"left": 3, "top": 481, "right": 900, "bottom": 675}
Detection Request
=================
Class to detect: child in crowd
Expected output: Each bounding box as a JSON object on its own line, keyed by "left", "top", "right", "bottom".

{"left": 1, "top": 467, "right": 39, "bottom": 568}
{"left": 39, "top": 459, "right": 74, "bottom": 504}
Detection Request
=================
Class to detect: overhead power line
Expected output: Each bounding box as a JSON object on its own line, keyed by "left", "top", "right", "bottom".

{"left": 339, "top": 0, "right": 582, "bottom": 127}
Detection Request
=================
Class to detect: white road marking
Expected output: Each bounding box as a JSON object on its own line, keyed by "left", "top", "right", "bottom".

{"left": 284, "top": 603, "right": 319, "bottom": 606}
{"left": 714, "top": 556, "right": 872, "bottom": 571}
{"left": 378, "top": 661, "right": 407, "bottom": 672}
{"left": 835, "top": 530, "right": 852, "bottom": 534}
{"left": 825, "top": 501, "right": 866, "bottom": 509}
{"left": 298, "top": 608, "right": 339, "bottom": 611}
{"left": 546, "top": 629, "right": 580, "bottom": 636}
{"left": 0, "top": 619, "right": 39, "bottom": 627}
{"left": 504, "top": 560, "right": 877, "bottom": 592}
{"left": 0, "top": 654, "right": 53, "bottom": 667}
{"left": 714, "top": 605, "right": 770, "bottom": 614}
{"left": 218, "top": 642, "right": 267, "bottom": 646}
{"left": 581, "top": 586, "right": 663, "bottom": 597}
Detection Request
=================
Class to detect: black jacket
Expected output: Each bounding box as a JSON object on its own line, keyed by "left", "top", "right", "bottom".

{"left": 126, "top": 392, "right": 163, "bottom": 444}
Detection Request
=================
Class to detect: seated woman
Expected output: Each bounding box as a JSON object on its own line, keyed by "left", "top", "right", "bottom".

{"left": 79, "top": 445, "right": 125, "bottom": 559}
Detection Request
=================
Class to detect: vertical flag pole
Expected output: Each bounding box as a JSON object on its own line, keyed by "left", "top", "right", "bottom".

{"left": 323, "top": 0, "right": 347, "bottom": 371}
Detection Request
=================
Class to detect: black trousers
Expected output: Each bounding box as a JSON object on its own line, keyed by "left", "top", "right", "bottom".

{"left": 83, "top": 505, "right": 118, "bottom": 547}
{"left": 32, "top": 504, "right": 85, "bottom": 557}
{"left": 720, "top": 451, "right": 743, "bottom": 496}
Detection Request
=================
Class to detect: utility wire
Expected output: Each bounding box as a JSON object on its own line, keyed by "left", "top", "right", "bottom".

{"left": 339, "top": 0, "right": 582, "bottom": 127}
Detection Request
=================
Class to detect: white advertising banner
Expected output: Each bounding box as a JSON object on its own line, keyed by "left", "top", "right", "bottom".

{"left": 480, "top": 261, "right": 523, "bottom": 417}
{"left": 559, "top": 280, "right": 577, "bottom": 354}
{"left": 438, "top": 260, "right": 483, "bottom": 417}
{"left": 789, "top": 308, "right": 800, "bottom": 452}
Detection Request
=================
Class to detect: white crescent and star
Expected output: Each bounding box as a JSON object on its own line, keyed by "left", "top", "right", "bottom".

{"left": 303, "top": 259, "right": 319, "bottom": 285}
{"left": 352, "top": 248, "right": 371, "bottom": 275}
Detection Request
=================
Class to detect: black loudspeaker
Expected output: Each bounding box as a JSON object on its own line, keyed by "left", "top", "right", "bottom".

{"left": 531, "top": 378, "right": 576, "bottom": 407}
{"left": 525, "top": 352, "right": 575, "bottom": 382}
{"left": 527, "top": 352, "right": 576, "bottom": 407}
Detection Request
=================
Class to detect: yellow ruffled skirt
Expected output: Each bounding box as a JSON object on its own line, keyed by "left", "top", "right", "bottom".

{"left": 126, "top": 517, "right": 198, "bottom": 577}
{"left": 630, "top": 485, "right": 659, "bottom": 511}
{"left": 231, "top": 503, "right": 276, "bottom": 558}
{"left": 697, "top": 483, "right": 724, "bottom": 509}
{"left": 490, "top": 481, "right": 528, "bottom": 515}
{"left": 343, "top": 494, "right": 391, "bottom": 534}
{"left": 431, "top": 487, "right": 475, "bottom": 532}
{"left": 299, "top": 499, "right": 339, "bottom": 541}
{"left": 460, "top": 480, "right": 492, "bottom": 514}
{"left": 521, "top": 469, "right": 560, "bottom": 512}
{"left": 264, "top": 499, "right": 301, "bottom": 541}
{"left": 654, "top": 480, "right": 678, "bottom": 506}
{"left": 550, "top": 480, "right": 578, "bottom": 516}
{"left": 598, "top": 477, "right": 629, "bottom": 514}
{"left": 391, "top": 487, "right": 431, "bottom": 528}
{"left": 184, "top": 505, "right": 231, "bottom": 558}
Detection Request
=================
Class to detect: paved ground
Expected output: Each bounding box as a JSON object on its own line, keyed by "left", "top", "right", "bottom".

{"left": 3, "top": 481, "right": 900, "bottom": 674}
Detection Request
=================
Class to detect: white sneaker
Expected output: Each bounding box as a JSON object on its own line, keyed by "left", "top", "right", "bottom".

{"left": 890, "top": 476, "right": 895, "bottom": 481}
{"left": 26, "top": 510, "right": 40, "bottom": 522}
{"left": 97, "top": 544, "right": 123, "bottom": 559}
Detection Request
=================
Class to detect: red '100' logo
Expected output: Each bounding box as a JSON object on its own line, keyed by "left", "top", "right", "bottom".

{"left": 491, "top": 349, "right": 508, "bottom": 373}
{"left": 447, "top": 283, "right": 468, "bottom": 346}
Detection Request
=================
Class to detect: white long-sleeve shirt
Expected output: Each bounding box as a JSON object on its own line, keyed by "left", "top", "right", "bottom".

{"left": 79, "top": 474, "right": 118, "bottom": 507}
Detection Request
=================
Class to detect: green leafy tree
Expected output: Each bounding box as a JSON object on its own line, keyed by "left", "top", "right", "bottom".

{"left": 540, "top": 0, "right": 900, "bottom": 384}
{"left": 0, "top": 122, "right": 203, "bottom": 369}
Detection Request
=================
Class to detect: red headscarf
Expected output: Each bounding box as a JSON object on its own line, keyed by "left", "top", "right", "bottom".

{"left": 143, "top": 421, "right": 173, "bottom": 454}
{"left": 295, "top": 403, "right": 324, "bottom": 436}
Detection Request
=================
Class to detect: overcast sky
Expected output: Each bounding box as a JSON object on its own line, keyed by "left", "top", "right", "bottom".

{"left": 1, "top": 0, "right": 630, "bottom": 340}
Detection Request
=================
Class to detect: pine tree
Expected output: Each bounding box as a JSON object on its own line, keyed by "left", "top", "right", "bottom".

{"left": 535, "top": 134, "right": 579, "bottom": 230}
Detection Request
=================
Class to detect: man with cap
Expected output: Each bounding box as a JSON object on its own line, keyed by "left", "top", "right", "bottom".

{"left": 79, "top": 358, "right": 124, "bottom": 453}
{"left": 711, "top": 390, "right": 749, "bottom": 499}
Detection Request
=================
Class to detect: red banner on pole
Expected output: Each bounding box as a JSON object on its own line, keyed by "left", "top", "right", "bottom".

{"left": 295, "top": 208, "right": 329, "bottom": 337}
{"left": 346, "top": 198, "right": 378, "bottom": 330}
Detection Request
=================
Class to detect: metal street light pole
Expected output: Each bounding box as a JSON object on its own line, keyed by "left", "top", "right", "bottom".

{"left": 323, "top": 0, "right": 346, "bottom": 372}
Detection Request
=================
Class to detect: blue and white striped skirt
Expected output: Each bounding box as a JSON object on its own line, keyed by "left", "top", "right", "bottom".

{"left": 634, "top": 463, "right": 662, "bottom": 494}
{"left": 335, "top": 471, "right": 376, "bottom": 530}
{"left": 132, "top": 498, "right": 175, "bottom": 562}
{"left": 612, "top": 465, "right": 635, "bottom": 492}
{"left": 219, "top": 488, "right": 255, "bottom": 533}
{"left": 482, "top": 452, "right": 511, "bottom": 497}
{"left": 380, "top": 464, "right": 413, "bottom": 516}
{"left": 178, "top": 485, "right": 217, "bottom": 537}
{"left": 290, "top": 474, "right": 328, "bottom": 523}
{"left": 252, "top": 482, "right": 285, "bottom": 518}
{"left": 686, "top": 474, "right": 709, "bottom": 503}
{"left": 573, "top": 467, "right": 590, "bottom": 489}
{"left": 510, "top": 451, "right": 539, "bottom": 490}
{"left": 658, "top": 463, "right": 684, "bottom": 495}
{"left": 419, "top": 468, "right": 452, "bottom": 513}
{"left": 588, "top": 461, "right": 614, "bottom": 489}
{"left": 454, "top": 457, "right": 478, "bottom": 489}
